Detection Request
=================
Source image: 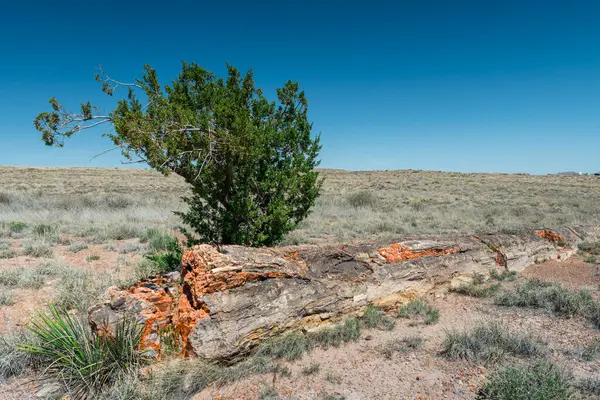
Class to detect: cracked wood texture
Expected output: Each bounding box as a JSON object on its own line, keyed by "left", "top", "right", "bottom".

{"left": 88, "top": 225, "right": 600, "bottom": 360}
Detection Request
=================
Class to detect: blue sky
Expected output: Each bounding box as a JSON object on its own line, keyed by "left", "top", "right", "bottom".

{"left": 1, "top": 0, "right": 599, "bottom": 174}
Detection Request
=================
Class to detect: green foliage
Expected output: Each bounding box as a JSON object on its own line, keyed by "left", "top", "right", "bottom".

{"left": 143, "top": 235, "right": 183, "bottom": 274}
{"left": 35, "top": 63, "right": 322, "bottom": 247}
{"left": 363, "top": 305, "right": 396, "bottom": 330}
{"left": 8, "top": 221, "right": 27, "bottom": 233}
{"left": 496, "top": 278, "right": 600, "bottom": 328}
{"left": 0, "top": 330, "right": 42, "bottom": 382}
{"left": 20, "top": 304, "right": 144, "bottom": 399}
{"left": 397, "top": 298, "right": 440, "bottom": 325}
{"left": 490, "top": 269, "right": 517, "bottom": 281}
{"left": 450, "top": 282, "right": 501, "bottom": 298}
{"left": 478, "top": 361, "right": 575, "bottom": 400}
{"left": 346, "top": 190, "right": 377, "bottom": 208}
{"left": 441, "top": 322, "right": 542, "bottom": 364}
{"left": 578, "top": 241, "right": 600, "bottom": 255}
{"left": 576, "top": 377, "right": 600, "bottom": 396}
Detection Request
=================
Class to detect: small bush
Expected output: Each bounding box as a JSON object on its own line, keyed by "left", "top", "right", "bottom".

{"left": 441, "top": 322, "right": 542, "bottom": 364}
{"left": 0, "top": 291, "right": 14, "bottom": 306}
{"left": 0, "top": 269, "right": 20, "bottom": 286}
{"left": 450, "top": 282, "right": 501, "bottom": 298}
{"left": 346, "top": 191, "right": 377, "bottom": 208}
{"left": 397, "top": 298, "right": 440, "bottom": 325}
{"left": 581, "top": 339, "right": 600, "bottom": 362}
{"left": 23, "top": 240, "right": 54, "bottom": 258}
{"left": 256, "top": 331, "right": 312, "bottom": 362}
{"left": 118, "top": 243, "right": 143, "bottom": 254}
{"left": 0, "top": 192, "right": 12, "bottom": 204}
{"left": 302, "top": 363, "right": 320, "bottom": 376}
{"left": 20, "top": 304, "right": 144, "bottom": 398}
{"left": 33, "top": 223, "right": 59, "bottom": 242}
{"left": 0, "top": 331, "right": 41, "bottom": 382}
{"left": 0, "top": 249, "right": 17, "bottom": 259}
{"left": 87, "top": 254, "right": 101, "bottom": 262}
{"left": 363, "top": 305, "right": 396, "bottom": 330}
{"left": 478, "top": 361, "right": 575, "bottom": 400}
{"left": 579, "top": 241, "right": 600, "bottom": 256}
{"left": 68, "top": 242, "right": 88, "bottom": 253}
{"left": 497, "top": 278, "right": 600, "bottom": 327}
{"left": 490, "top": 269, "right": 517, "bottom": 281}
{"left": 8, "top": 222, "right": 27, "bottom": 233}
{"left": 576, "top": 377, "right": 600, "bottom": 396}
{"left": 381, "top": 335, "right": 424, "bottom": 359}
{"left": 54, "top": 268, "right": 112, "bottom": 313}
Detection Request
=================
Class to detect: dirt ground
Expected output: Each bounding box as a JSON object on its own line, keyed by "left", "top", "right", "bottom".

{"left": 1, "top": 254, "right": 599, "bottom": 399}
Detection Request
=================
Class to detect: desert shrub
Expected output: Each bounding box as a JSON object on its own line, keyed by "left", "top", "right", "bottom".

{"left": 23, "top": 240, "right": 54, "bottom": 258}
{"left": 478, "top": 361, "right": 575, "bottom": 400}
{"left": 579, "top": 241, "right": 600, "bottom": 255}
{"left": 0, "top": 269, "right": 20, "bottom": 286}
{"left": 104, "top": 196, "right": 133, "bottom": 210}
{"left": 8, "top": 221, "right": 27, "bottom": 233}
{"left": 0, "top": 192, "right": 12, "bottom": 204}
{"left": 450, "top": 282, "right": 501, "bottom": 298}
{"left": 490, "top": 269, "right": 517, "bottom": 281}
{"left": 87, "top": 254, "right": 101, "bottom": 262}
{"left": 256, "top": 331, "right": 313, "bottom": 362}
{"left": 119, "top": 243, "right": 144, "bottom": 254}
{"left": 143, "top": 238, "right": 183, "bottom": 274}
{"left": 33, "top": 223, "right": 59, "bottom": 241}
{"left": 346, "top": 191, "right": 378, "bottom": 208}
{"left": 497, "top": 278, "right": 599, "bottom": 327}
{"left": 363, "top": 305, "right": 395, "bottom": 330}
{"left": 301, "top": 363, "right": 321, "bottom": 376}
{"left": 0, "top": 331, "right": 41, "bottom": 382}
{"left": 310, "top": 318, "right": 362, "bottom": 349}
{"left": 54, "top": 268, "right": 110, "bottom": 313}
{"left": 441, "top": 322, "right": 542, "bottom": 363}
{"left": 397, "top": 298, "right": 440, "bottom": 325}
{"left": 68, "top": 242, "right": 89, "bottom": 253}
{"left": 0, "top": 291, "right": 14, "bottom": 306}
{"left": 581, "top": 339, "right": 600, "bottom": 362}
{"left": 576, "top": 378, "right": 600, "bottom": 396}
{"left": 0, "top": 249, "right": 17, "bottom": 259}
{"left": 138, "top": 229, "right": 176, "bottom": 252}
{"left": 20, "top": 304, "right": 144, "bottom": 398}
{"left": 380, "top": 335, "right": 424, "bottom": 359}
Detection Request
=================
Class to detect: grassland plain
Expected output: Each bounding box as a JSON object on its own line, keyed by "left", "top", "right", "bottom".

{"left": 1, "top": 166, "right": 600, "bottom": 399}
{"left": 2, "top": 166, "right": 600, "bottom": 245}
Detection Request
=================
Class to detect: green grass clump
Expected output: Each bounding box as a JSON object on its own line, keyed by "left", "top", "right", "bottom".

{"left": 580, "top": 339, "right": 600, "bottom": 362}
{"left": 302, "top": 363, "right": 321, "bottom": 376}
{"left": 0, "top": 291, "right": 14, "bottom": 306}
{"left": 20, "top": 304, "right": 144, "bottom": 399}
{"left": 441, "top": 322, "right": 542, "bottom": 364}
{"left": 450, "top": 282, "right": 500, "bottom": 298}
{"left": 0, "top": 331, "right": 41, "bottom": 382}
{"left": 579, "top": 241, "right": 600, "bottom": 255}
{"left": 490, "top": 269, "right": 517, "bottom": 281}
{"left": 397, "top": 298, "right": 440, "bottom": 325}
{"left": 346, "top": 190, "right": 378, "bottom": 208}
{"left": 496, "top": 278, "right": 600, "bottom": 328}
{"left": 68, "top": 242, "right": 89, "bottom": 253}
{"left": 478, "top": 361, "right": 575, "bottom": 400}
{"left": 576, "top": 377, "right": 600, "bottom": 397}
{"left": 0, "top": 265, "right": 57, "bottom": 289}
{"left": 23, "top": 240, "right": 54, "bottom": 258}
{"left": 381, "top": 335, "right": 424, "bottom": 359}
{"left": 363, "top": 305, "right": 396, "bottom": 330}
{"left": 8, "top": 221, "right": 27, "bottom": 233}
{"left": 0, "top": 249, "right": 17, "bottom": 259}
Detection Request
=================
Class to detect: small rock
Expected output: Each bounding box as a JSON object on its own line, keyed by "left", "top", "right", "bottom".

{"left": 36, "top": 383, "right": 63, "bottom": 399}
{"left": 416, "top": 376, "right": 423, "bottom": 381}
{"left": 364, "top": 334, "right": 373, "bottom": 341}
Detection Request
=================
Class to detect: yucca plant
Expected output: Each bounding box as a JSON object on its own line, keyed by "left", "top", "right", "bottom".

{"left": 20, "top": 303, "right": 144, "bottom": 399}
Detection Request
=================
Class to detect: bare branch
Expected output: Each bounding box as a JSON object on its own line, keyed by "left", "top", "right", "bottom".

{"left": 98, "top": 65, "right": 143, "bottom": 90}
{"left": 89, "top": 146, "right": 119, "bottom": 162}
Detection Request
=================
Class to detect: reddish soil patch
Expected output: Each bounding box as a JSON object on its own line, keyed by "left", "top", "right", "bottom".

{"left": 521, "top": 256, "right": 600, "bottom": 290}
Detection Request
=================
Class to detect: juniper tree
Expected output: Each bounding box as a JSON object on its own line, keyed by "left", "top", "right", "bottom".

{"left": 34, "top": 63, "right": 322, "bottom": 246}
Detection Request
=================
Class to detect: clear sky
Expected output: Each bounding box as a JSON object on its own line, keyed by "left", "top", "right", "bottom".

{"left": 1, "top": 0, "right": 599, "bottom": 174}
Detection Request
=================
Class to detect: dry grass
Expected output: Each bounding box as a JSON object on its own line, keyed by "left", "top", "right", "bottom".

{"left": 2, "top": 167, "right": 600, "bottom": 246}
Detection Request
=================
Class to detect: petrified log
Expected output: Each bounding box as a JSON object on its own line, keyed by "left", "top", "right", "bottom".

{"left": 88, "top": 226, "right": 600, "bottom": 360}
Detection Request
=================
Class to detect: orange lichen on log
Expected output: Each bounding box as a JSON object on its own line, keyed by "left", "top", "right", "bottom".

{"left": 533, "top": 230, "right": 564, "bottom": 244}
{"left": 377, "top": 243, "right": 460, "bottom": 263}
